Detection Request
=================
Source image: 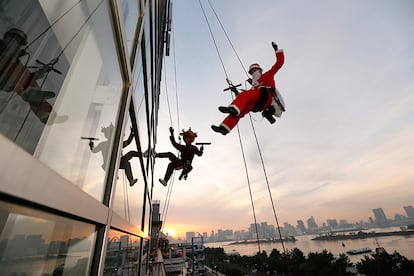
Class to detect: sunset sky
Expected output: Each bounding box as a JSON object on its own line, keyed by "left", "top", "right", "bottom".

{"left": 151, "top": 0, "right": 414, "bottom": 238}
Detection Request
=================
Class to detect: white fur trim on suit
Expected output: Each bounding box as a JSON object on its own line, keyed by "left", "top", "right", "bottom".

{"left": 220, "top": 123, "right": 231, "bottom": 132}
{"left": 229, "top": 104, "right": 240, "bottom": 116}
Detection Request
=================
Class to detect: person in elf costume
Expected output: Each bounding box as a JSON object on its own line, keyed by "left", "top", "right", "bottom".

{"left": 156, "top": 127, "right": 204, "bottom": 186}
{"left": 211, "top": 41, "right": 285, "bottom": 135}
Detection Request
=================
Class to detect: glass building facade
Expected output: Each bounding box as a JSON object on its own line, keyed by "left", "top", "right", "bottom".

{"left": 0, "top": 0, "right": 170, "bottom": 274}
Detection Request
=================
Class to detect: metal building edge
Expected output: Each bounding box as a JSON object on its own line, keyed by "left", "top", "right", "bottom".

{"left": 0, "top": 0, "right": 170, "bottom": 275}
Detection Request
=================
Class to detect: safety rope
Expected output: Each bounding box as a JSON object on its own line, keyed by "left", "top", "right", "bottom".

{"left": 199, "top": 3, "right": 292, "bottom": 274}
{"left": 248, "top": 115, "right": 287, "bottom": 254}
{"left": 159, "top": 18, "right": 181, "bottom": 229}
{"left": 161, "top": 172, "right": 175, "bottom": 232}
{"left": 159, "top": 60, "right": 175, "bottom": 230}
{"left": 198, "top": 0, "right": 228, "bottom": 79}
{"left": 56, "top": 0, "right": 105, "bottom": 61}
{"left": 163, "top": 58, "right": 174, "bottom": 127}
{"left": 249, "top": 118, "right": 292, "bottom": 276}
{"left": 199, "top": 0, "right": 263, "bottom": 255}
{"left": 234, "top": 122, "right": 262, "bottom": 254}
{"left": 206, "top": 0, "right": 249, "bottom": 77}
{"left": 172, "top": 24, "right": 181, "bottom": 133}
{"left": 25, "top": 0, "right": 84, "bottom": 50}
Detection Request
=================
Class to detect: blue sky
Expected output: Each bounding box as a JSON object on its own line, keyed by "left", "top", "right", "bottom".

{"left": 152, "top": 0, "right": 414, "bottom": 237}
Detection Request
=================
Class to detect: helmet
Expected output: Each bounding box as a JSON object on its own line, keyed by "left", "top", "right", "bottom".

{"left": 248, "top": 63, "right": 262, "bottom": 75}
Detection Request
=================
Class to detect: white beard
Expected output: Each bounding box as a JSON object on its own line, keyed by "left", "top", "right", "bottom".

{"left": 251, "top": 71, "right": 261, "bottom": 86}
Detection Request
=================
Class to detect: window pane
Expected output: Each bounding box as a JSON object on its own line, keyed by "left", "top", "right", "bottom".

{"left": 144, "top": 199, "right": 151, "bottom": 236}
{"left": 0, "top": 200, "right": 97, "bottom": 275}
{"left": 119, "top": 0, "right": 140, "bottom": 56}
{"left": 132, "top": 44, "right": 149, "bottom": 153}
{"left": 105, "top": 229, "right": 141, "bottom": 275}
{"left": 0, "top": 0, "right": 124, "bottom": 201}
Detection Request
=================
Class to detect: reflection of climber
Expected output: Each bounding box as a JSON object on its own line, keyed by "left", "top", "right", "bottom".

{"left": 154, "top": 127, "right": 204, "bottom": 186}
{"left": 88, "top": 123, "right": 113, "bottom": 171}
{"left": 88, "top": 123, "right": 139, "bottom": 186}
{"left": 0, "top": 28, "right": 67, "bottom": 124}
{"left": 119, "top": 128, "right": 139, "bottom": 186}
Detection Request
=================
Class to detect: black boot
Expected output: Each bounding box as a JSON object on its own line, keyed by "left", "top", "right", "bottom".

{"left": 211, "top": 125, "right": 229, "bottom": 135}
{"left": 218, "top": 106, "right": 238, "bottom": 116}
{"left": 129, "top": 179, "right": 138, "bottom": 187}
{"left": 159, "top": 179, "right": 167, "bottom": 186}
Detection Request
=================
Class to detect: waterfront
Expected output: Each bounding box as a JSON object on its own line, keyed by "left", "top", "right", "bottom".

{"left": 206, "top": 228, "right": 414, "bottom": 264}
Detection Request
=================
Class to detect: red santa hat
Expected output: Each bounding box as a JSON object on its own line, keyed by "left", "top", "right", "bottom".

{"left": 248, "top": 63, "right": 262, "bottom": 75}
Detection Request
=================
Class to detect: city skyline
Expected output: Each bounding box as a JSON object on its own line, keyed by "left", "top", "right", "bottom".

{"left": 166, "top": 204, "right": 414, "bottom": 240}
{"left": 151, "top": 1, "right": 414, "bottom": 237}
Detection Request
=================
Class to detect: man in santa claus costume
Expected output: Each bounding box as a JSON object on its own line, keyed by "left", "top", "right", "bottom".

{"left": 211, "top": 41, "right": 285, "bottom": 135}
{"left": 0, "top": 28, "right": 67, "bottom": 125}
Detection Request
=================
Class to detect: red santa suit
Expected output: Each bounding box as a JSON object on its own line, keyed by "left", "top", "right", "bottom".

{"left": 0, "top": 28, "right": 62, "bottom": 125}
{"left": 220, "top": 49, "right": 284, "bottom": 132}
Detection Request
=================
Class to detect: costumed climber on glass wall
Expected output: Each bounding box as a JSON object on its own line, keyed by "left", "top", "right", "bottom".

{"left": 146, "top": 127, "right": 204, "bottom": 186}
{"left": 211, "top": 41, "right": 286, "bottom": 135}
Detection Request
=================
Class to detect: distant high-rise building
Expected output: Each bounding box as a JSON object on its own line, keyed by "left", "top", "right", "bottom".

{"left": 223, "top": 229, "right": 234, "bottom": 240}
{"left": 120, "top": 235, "right": 129, "bottom": 249}
{"left": 326, "top": 219, "right": 338, "bottom": 229}
{"left": 267, "top": 224, "right": 276, "bottom": 238}
{"left": 404, "top": 206, "right": 414, "bottom": 219}
{"left": 249, "top": 223, "right": 257, "bottom": 234}
{"left": 394, "top": 213, "right": 405, "bottom": 221}
{"left": 283, "top": 222, "right": 297, "bottom": 236}
{"left": 260, "top": 222, "right": 268, "bottom": 238}
{"left": 372, "top": 208, "right": 389, "bottom": 226}
{"left": 186, "top": 232, "right": 196, "bottom": 242}
{"left": 297, "top": 220, "right": 307, "bottom": 234}
{"left": 339, "top": 219, "right": 350, "bottom": 227}
{"left": 307, "top": 216, "right": 318, "bottom": 232}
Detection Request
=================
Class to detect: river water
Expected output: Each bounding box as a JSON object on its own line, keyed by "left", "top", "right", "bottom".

{"left": 206, "top": 227, "right": 414, "bottom": 264}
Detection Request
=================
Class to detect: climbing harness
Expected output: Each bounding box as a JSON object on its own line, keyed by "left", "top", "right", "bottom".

{"left": 223, "top": 78, "right": 242, "bottom": 95}
{"left": 177, "top": 160, "right": 192, "bottom": 180}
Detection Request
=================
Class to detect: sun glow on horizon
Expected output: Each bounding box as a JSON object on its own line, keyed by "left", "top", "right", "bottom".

{"left": 163, "top": 224, "right": 205, "bottom": 239}
{"left": 164, "top": 228, "right": 176, "bottom": 238}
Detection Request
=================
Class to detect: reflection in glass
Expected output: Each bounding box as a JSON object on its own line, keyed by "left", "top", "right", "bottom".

{"left": 0, "top": 2, "right": 71, "bottom": 153}
{"left": 0, "top": 0, "right": 124, "bottom": 201}
{"left": 0, "top": 200, "right": 96, "bottom": 275}
{"left": 113, "top": 120, "right": 144, "bottom": 226}
{"left": 144, "top": 199, "right": 151, "bottom": 237}
{"left": 34, "top": 0, "right": 124, "bottom": 202}
{"left": 119, "top": 0, "right": 140, "bottom": 56}
{"left": 104, "top": 229, "right": 141, "bottom": 275}
{"left": 119, "top": 126, "right": 139, "bottom": 186}
{"left": 132, "top": 41, "right": 149, "bottom": 154}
